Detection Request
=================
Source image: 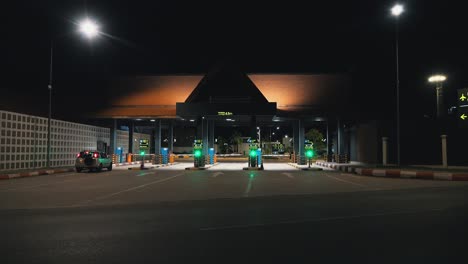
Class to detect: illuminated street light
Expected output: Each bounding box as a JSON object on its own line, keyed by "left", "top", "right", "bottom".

{"left": 79, "top": 19, "right": 100, "bottom": 38}
{"left": 391, "top": 4, "right": 404, "bottom": 16}
{"left": 428, "top": 74, "right": 447, "bottom": 118}
{"left": 390, "top": 3, "right": 404, "bottom": 166}
{"left": 46, "top": 17, "right": 101, "bottom": 168}
{"left": 428, "top": 75, "right": 447, "bottom": 83}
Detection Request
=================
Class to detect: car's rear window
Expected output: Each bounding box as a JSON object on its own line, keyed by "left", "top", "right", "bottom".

{"left": 79, "top": 152, "right": 99, "bottom": 158}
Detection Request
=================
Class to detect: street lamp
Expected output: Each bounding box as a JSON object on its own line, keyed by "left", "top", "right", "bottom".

{"left": 428, "top": 74, "right": 447, "bottom": 118}
{"left": 46, "top": 18, "right": 100, "bottom": 167}
{"left": 391, "top": 3, "right": 404, "bottom": 166}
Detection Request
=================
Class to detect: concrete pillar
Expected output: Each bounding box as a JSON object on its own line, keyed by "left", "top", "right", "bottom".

{"left": 382, "top": 137, "right": 388, "bottom": 165}
{"left": 208, "top": 120, "right": 215, "bottom": 149}
{"left": 110, "top": 119, "right": 117, "bottom": 155}
{"left": 337, "top": 119, "right": 342, "bottom": 156}
{"left": 202, "top": 118, "right": 209, "bottom": 155}
{"left": 128, "top": 122, "right": 134, "bottom": 154}
{"left": 250, "top": 116, "right": 257, "bottom": 139}
{"left": 168, "top": 121, "right": 174, "bottom": 154}
{"left": 293, "top": 120, "right": 299, "bottom": 158}
{"left": 441, "top": 135, "right": 448, "bottom": 167}
{"left": 298, "top": 119, "right": 305, "bottom": 159}
{"left": 154, "top": 120, "right": 161, "bottom": 155}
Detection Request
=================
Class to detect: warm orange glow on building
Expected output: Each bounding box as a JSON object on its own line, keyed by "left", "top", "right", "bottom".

{"left": 97, "top": 74, "right": 349, "bottom": 118}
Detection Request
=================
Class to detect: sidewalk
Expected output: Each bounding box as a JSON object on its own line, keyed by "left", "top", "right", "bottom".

{"left": 315, "top": 161, "right": 468, "bottom": 181}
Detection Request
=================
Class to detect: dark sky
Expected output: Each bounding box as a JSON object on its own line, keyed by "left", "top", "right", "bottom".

{"left": 2, "top": 0, "right": 468, "bottom": 121}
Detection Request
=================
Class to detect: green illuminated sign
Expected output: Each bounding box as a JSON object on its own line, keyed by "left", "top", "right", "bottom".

{"left": 139, "top": 139, "right": 149, "bottom": 149}
{"left": 306, "top": 150, "right": 314, "bottom": 158}
{"left": 249, "top": 149, "right": 257, "bottom": 157}
{"left": 461, "top": 114, "right": 467, "bottom": 121}
{"left": 217, "top": 111, "right": 233, "bottom": 116}
{"left": 458, "top": 88, "right": 468, "bottom": 106}
{"left": 194, "top": 149, "right": 202, "bottom": 158}
{"left": 140, "top": 151, "right": 145, "bottom": 155}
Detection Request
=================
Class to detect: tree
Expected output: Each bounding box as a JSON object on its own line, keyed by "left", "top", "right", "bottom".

{"left": 217, "top": 136, "right": 228, "bottom": 154}
{"left": 230, "top": 131, "right": 243, "bottom": 153}
{"left": 305, "top": 129, "right": 326, "bottom": 155}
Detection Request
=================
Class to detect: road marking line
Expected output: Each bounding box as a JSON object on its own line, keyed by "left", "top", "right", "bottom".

{"left": 200, "top": 208, "right": 445, "bottom": 231}
{"left": 282, "top": 172, "right": 294, "bottom": 179}
{"left": 325, "top": 174, "right": 367, "bottom": 187}
{"left": 212, "top": 172, "right": 224, "bottom": 178}
{"left": 77, "top": 173, "right": 184, "bottom": 205}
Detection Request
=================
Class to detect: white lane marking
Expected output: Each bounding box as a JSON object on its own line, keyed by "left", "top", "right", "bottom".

{"left": 77, "top": 173, "right": 184, "bottom": 205}
{"left": 324, "top": 174, "right": 367, "bottom": 187}
{"left": 212, "top": 172, "right": 224, "bottom": 178}
{"left": 200, "top": 208, "right": 445, "bottom": 231}
{"left": 282, "top": 172, "right": 294, "bottom": 179}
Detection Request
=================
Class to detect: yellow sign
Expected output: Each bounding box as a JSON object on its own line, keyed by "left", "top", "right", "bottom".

{"left": 217, "top": 111, "right": 233, "bottom": 116}
{"left": 460, "top": 93, "right": 467, "bottom": 102}
{"left": 461, "top": 114, "right": 467, "bottom": 121}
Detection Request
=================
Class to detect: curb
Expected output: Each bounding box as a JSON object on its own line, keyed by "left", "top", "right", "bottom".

{"left": 287, "top": 163, "right": 323, "bottom": 171}
{"left": 0, "top": 168, "right": 75, "bottom": 180}
{"left": 185, "top": 163, "right": 219, "bottom": 170}
{"left": 315, "top": 162, "right": 468, "bottom": 181}
{"left": 115, "top": 161, "right": 152, "bottom": 167}
{"left": 242, "top": 167, "right": 264, "bottom": 170}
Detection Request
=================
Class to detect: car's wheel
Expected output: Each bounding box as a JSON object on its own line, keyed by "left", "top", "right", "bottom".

{"left": 107, "top": 162, "right": 113, "bottom": 171}
{"left": 97, "top": 164, "right": 103, "bottom": 172}
{"left": 76, "top": 167, "right": 82, "bottom": 173}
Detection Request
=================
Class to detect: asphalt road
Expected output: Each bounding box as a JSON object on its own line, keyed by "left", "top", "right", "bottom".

{"left": 2, "top": 162, "right": 468, "bottom": 263}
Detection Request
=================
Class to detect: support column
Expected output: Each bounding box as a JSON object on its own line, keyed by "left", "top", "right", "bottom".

{"left": 168, "top": 121, "right": 174, "bottom": 154}
{"left": 154, "top": 120, "right": 161, "bottom": 155}
{"left": 326, "top": 120, "right": 331, "bottom": 162}
{"left": 208, "top": 120, "right": 215, "bottom": 149}
{"left": 128, "top": 121, "right": 134, "bottom": 154}
{"left": 293, "top": 120, "right": 299, "bottom": 161}
{"left": 441, "top": 135, "right": 448, "bottom": 168}
{"left": 382, "top": 137, "right": 388, "bottom": 165}
{"left": 110, "top": 119, "right": 117, "bottom": 155}
{"left": 298, "top": 119, "right": 305, "bottom": 165}
{"left": 250, "top": 116, "right": 257, "bottom": 139}
{"left": 202, "top": 118, "right": 209, "bottom": 155}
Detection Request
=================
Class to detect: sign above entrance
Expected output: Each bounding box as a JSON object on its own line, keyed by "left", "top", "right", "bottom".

{"left": 139, "top": 139, "right": 149, "bottom": 149}
{"left": 217, "top": 111, "right": 233, "bottom": 116}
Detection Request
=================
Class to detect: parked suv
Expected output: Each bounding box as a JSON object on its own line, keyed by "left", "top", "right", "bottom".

{"left": 75, "top": 151, "right": 113, "bottom": 172}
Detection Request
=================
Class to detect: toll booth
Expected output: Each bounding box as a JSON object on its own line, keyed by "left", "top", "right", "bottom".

{"left": 193, "top": 139, "right": 205, "bottom": 168}
{"left": 248, "top": 139, "right": 261, "bottom": 168}
{"left": 208, "top": 148, "right": 215, "bottom": 165}
{"left": 304, "top": 140, "right": 315, "bottom": 167}
{"left": 161, "top": 147, "right": 169, "bottom": 165}
{"left": 116, "top": 147, "right": 124, "bottom": 163}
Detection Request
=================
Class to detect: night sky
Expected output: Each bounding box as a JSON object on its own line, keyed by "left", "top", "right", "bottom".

{"left": 3, "top": 0, "right": 468, "bottom": 122}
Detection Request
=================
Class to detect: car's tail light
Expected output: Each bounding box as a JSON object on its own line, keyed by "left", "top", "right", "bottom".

{"left": 93, "top": 153, "right": 98, "bottom": 158}
{"left": 76, "top": 153, "right": 80, "bottom": 158}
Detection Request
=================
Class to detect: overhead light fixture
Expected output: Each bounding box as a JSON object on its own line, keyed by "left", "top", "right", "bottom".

{"left": 189, "top": 119, "right": 195, "bottom": 122}
{"left": 150, "top": 119, "right": 155, "bottom": 122}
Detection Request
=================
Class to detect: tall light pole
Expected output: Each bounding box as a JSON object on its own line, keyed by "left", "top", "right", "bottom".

{"left": 46, "top": 18, "right": 100, "bottom": 167}
{"left": 391, "top": 4, "right": 404, "bottom": 166}
{"left": 428, "top": 74, "right": 447, "bottom": 118}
